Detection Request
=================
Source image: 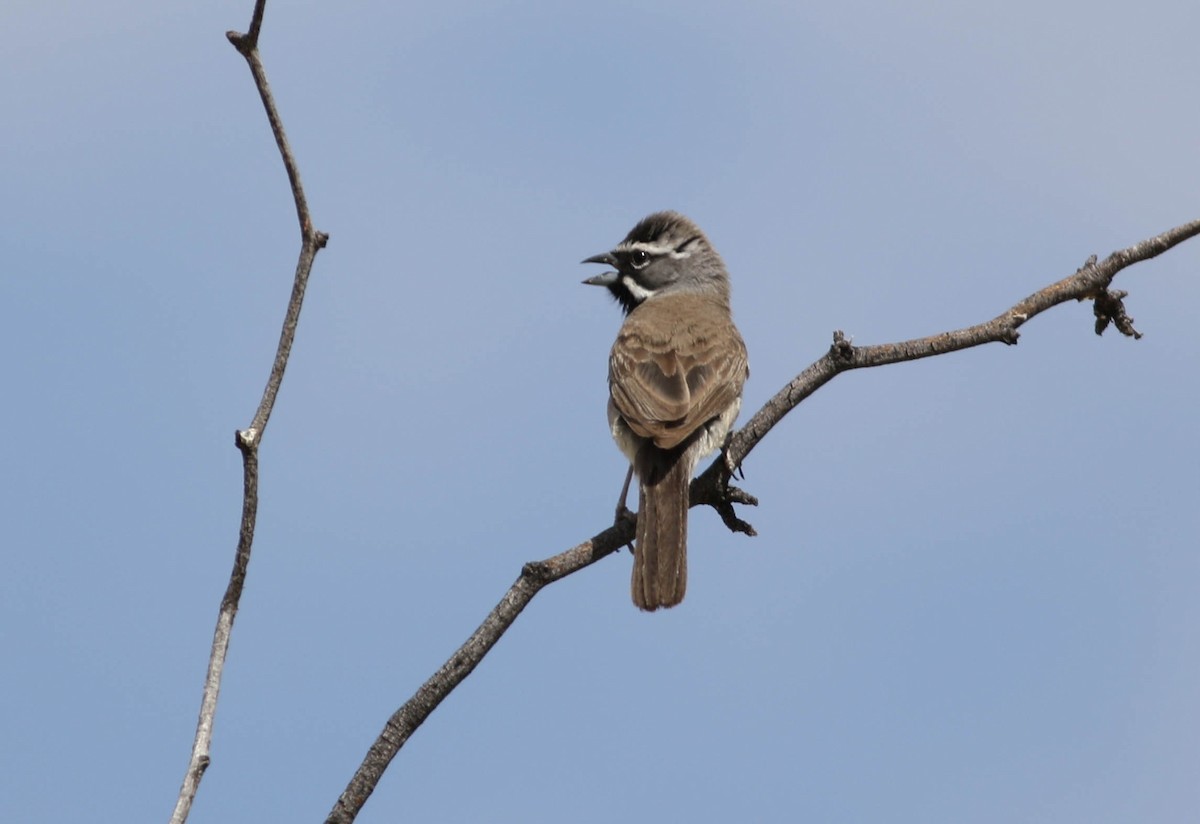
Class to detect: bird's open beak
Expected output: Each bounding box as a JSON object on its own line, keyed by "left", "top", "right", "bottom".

{"left": 581, "top": 252, "right": 619, "bottom": 286}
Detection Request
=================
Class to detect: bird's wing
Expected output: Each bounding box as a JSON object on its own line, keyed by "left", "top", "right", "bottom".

{"left": 609, "top": 295, "right": 747, "bottom": 451}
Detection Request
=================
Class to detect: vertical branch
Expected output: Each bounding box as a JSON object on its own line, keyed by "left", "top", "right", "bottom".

{"left": 169, "top": 2, "right": 328, "bottom": 822}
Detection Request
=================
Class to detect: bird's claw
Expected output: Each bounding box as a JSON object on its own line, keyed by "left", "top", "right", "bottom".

{"left": 614, "top": 504, "right": 637, "bottom": 554}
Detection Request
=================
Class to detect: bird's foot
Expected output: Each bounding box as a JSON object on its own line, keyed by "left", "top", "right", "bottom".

{"left": 614, "top": 503, "right": 637, "bottom": 554}
{"left": 690, "top": 450, "right": 758, "bottom": 537}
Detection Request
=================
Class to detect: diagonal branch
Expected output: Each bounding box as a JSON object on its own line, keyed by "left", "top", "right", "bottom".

{"left": 326, "top": 519, "right": 636, "bottom": 823}
{"left": 326, "top": 220, "right": 1200, "bottom": 823}
{"left": 718, "top": 218, "right": 1200, "bottom": 474}
{"left": 169, "top": 2, "right": 328, "bottom": 822}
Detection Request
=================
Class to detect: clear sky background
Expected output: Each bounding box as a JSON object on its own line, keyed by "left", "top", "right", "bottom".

{"left": 2, "top": 1, "right": 1197, "bottom": 822}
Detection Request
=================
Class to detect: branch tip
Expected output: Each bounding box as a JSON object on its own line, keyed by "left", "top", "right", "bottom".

{"left": 1092, "top": 288, "right": 1143, "bottom": 338}
{"left": 724, "top": 484, "right": 759, "bottom": 508}
{"left": 717, "top": 503, "right": 758, "bottom": 537}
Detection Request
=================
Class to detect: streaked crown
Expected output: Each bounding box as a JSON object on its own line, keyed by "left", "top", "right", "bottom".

{"left": 582, "top": 211, "right": 731, "bottom": 314}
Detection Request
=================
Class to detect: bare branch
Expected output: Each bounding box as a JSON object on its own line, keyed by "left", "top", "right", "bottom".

{"left": 326, "top": 219, "right": 1200, "bottom": 821}
{"left": 326, "top": 520, "right": 634, "bottom": 823}
{"left": 719, "top": 218, "right": 1200, "bottom": 478}
{"left": 169, "top": 2, "right": 327, "bottom": 821}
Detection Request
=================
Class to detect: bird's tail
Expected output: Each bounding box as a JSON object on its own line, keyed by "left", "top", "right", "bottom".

{"left": 631, "top": 447, "right": 690, "bottom": 610}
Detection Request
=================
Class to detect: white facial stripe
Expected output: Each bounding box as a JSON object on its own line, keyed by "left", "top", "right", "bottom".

{"left": 619, "top": 238, "right": 700, "bottom": 260}
{"left": 621, "top": 275, "right": 656, "bottom": 302}
{"left": 620, "top": 241, "right": 674, "bottom": 257}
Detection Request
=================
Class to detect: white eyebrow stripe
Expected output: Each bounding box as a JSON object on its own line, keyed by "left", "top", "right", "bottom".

{"left": 618, "top": 241, "right": 675, "bottom": 256}
{"left": 621, "top": 276, "right": 656, "bottom": 302}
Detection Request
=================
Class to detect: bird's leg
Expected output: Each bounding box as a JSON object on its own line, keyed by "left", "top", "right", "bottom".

{"left": 615, "top": 465, "right": 634, "bottom": 519}
{"left": 722, "top": 431, "right": 745, "bottom": 480}
{"left": 615, "top": 465, "right": 636, "bottom": 553}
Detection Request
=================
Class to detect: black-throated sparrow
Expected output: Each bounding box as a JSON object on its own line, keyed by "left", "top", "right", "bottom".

{"left": 583, "top": 212, "right": 748, "bottom": 611}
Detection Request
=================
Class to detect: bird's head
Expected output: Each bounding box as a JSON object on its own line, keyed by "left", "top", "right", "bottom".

{"left": 582, "top": 211, "right": 730, "bottom": 314}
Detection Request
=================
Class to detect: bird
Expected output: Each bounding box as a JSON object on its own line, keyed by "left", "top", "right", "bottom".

{"left": 582, "top": 211, "right": 748, "bottom": 611}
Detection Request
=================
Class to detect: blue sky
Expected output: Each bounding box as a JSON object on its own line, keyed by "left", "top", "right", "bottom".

{"left": 2, "top": 1, "right": 1198, "bottom": 821}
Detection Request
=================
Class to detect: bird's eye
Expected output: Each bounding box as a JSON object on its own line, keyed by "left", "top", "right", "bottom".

{"left": 630, "top": 250, "right": 650, "bottom": 268}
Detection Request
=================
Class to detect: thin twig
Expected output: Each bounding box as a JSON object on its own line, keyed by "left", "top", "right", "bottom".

{"left": 326, "top": 220, "right": 1200, "bottom": 822}
{"left": 169, "top": 2, "right": 327, "bottom": 821}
